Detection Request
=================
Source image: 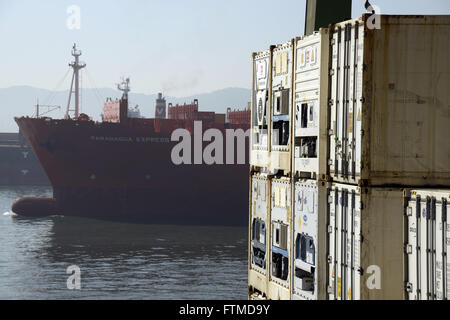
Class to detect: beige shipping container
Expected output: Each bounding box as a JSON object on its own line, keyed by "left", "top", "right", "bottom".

{"left": 327, "top": 183, "right": 406, "bottom": 300}
{"left": 248, "top": 174, "right": 270, "bottom": 298}
{"left": 292, "top": 179, "right": 328, "bottom": 300}
{"left": 293, "top": 29, "right": 330, "bottom": 181}
{"left": 329, "top": 15, "right": 450, "bottom": 187}
{"left": 405, "top": 189, "right": 450, "bottom": 300}
{"left": 251, "top": 50, "right": 272, "bottom": 169}
{"left": 270, "top": 41, "right": 295, "bottom": 174}
{"left": 268, "top": 177, "right": 292, "bottom": 300}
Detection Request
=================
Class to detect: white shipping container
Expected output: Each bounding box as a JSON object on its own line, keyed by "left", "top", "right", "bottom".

{"left": 405, "top": 189, "right": 450, "bottom": 300}
{"left": 293, "top": 29, "right": 330, "bottom": 180}
{"left": 292, "top": 179, "right": 328, "bottom": 300}
{"left": 250, "top": 175, "right": 270, "bottom": 274}
{"left": 248, "top": 174, "right": 270, "bottom": 298}
{"left": 327, "top": 183, "right": 405, "bottom": 300}
{"left": 329, "top": 15, "right": 450, "bottom": 186}
{"left": 268, "top": 178, "right": 292, "bottom": 300}
{"left": 251, "top": 50, "right": 271, "bottom": 168}
{"left": 270, "top": 42, "right": 294, "bottom": 174}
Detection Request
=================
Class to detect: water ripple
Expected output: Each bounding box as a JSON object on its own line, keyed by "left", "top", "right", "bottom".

{"left": 0, "top": 186, "right": 248, "bottom": 300}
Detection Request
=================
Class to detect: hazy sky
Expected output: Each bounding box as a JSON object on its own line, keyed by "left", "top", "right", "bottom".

{"left": 0, "top": 0, "right": 449, "bottom": 97}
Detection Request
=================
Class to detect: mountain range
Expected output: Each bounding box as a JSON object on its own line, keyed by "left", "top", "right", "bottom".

{"left": 0, "top": 86, "right": 251, "bottom": 132}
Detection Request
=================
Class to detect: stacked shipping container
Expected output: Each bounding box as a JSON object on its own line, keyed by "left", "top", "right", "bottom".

{"left": 249, "top": 41, "right": 295, "bottom": 300}
{"left": 291, "top": 29, "right": 330, "bottom": 300}
{"left": 248, "top": 14, "right": 450, "bottom": 300}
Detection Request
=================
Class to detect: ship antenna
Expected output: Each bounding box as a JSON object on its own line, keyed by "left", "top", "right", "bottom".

{"left": 66, "top": 43, "right": 86, "bottom": 119}
{"left": 117, "top": 77, "right": 131, "bottom": 100}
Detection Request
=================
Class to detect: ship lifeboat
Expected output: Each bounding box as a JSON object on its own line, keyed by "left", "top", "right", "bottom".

{"left": 11, "top": 197, "right": 59, "bottom": 217}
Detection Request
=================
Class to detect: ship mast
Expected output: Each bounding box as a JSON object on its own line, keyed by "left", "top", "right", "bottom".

{"left": 66, "top": 43, "right": 86, "bottom": 119}
{"left": 117, "top": 77, "right": 130, "bottom": 100}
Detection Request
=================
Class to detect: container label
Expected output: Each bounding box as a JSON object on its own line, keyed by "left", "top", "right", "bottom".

{"left": 275, "top": 51, "right": 289, "bottom": 75}
{"left": 348, "top": 112, "right": 353, "bottom": 133}
{"left": 299, "top": 49, "right": 306, "bottom": 68}
{"left": 298, "top": 46, "right": 317, "bottom": 69}
{"left": 256, "top": 60, "right": 267, "bottom": 79}
{"left": 337, "top": 277, "right": 342, "bottom": 298}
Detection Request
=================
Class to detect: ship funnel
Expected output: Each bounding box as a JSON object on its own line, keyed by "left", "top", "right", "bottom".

{"left": 155, "top": 92, "right": 166, "bottom": 119}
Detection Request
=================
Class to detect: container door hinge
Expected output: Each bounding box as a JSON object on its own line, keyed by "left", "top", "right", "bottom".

{"left": 327, "top": 225, "right": 333, "bottom": 233}
{"left": 329, "top": 69, "right": 335, "bottom": 76}
{"left": 328, "top": 99, "right": 334, "bottom": 107}
{"left": 405, "top": 282, "right": 413, "bottom": 293}
{"left": 406, "top": 207, "right": 413, "bottom": 217}
{"left": 405, "top": 244, "right": 413, "bottom": 255}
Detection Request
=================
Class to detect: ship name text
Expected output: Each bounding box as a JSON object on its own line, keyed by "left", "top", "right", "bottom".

{"left": 90, "top": 136, "right": 170, "bottom": 143}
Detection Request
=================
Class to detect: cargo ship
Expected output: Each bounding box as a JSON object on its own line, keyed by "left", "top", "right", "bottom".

{"left": 14, "top": 45, "right": 250, "bottom": 226}
{"left": 0, "top": 132, "right": 50, "bottom": 186}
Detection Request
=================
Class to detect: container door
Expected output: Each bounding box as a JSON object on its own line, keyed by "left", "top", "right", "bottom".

{"left": 329, "top": 27, "right": 343, "bottom": 179}
{"left": 406, "top": 197, "right": 419, "bottom": 300}
{"left": 339, "top": 188, "right": 348, "bottom": 300}
{"left": 327, "top": 187, "right": 337, "bottom": 300}
{"left": 445, "top": 198, "right": 450, "bottom": 300}
{"left": 327, "top": 185, "right": 360, "bottom": 300}
{"left": 350, "top": 190, "right": 361, "bottom": 300}
{"left": 335, "top": 187, "right": 343, "bottom": 300}
{"left": 415, "top": 196, "right": 437, "bottom": 300}
{"left": 343, "top": 188, "right": 361, "bottom": 300}
{"left": 420, "top": 198, "right": 430, "bottom": 299}
{"left": 329, "top": 21, "right": 364, "bottom": 181}
{"left": 408, "top": 194, "right": 450, "bottom": 300}
{"left": 435, "top": 198, "right": 445, "bottom": 300}
{"left": 428, "top": 198, "right": 437, "bottom": 300}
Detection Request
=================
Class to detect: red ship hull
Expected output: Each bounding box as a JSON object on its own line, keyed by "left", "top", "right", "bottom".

{"left": 15, "top": 116, "right": 250, "bottom": 226}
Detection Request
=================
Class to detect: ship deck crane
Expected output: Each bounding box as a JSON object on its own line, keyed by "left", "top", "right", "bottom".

{"left": 35, "top": 99, "right": 61, "bottom": 118}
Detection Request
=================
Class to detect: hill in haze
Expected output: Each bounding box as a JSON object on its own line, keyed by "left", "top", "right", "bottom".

{"left": 0, "top": 86, "right": 251, "bottom": 132}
